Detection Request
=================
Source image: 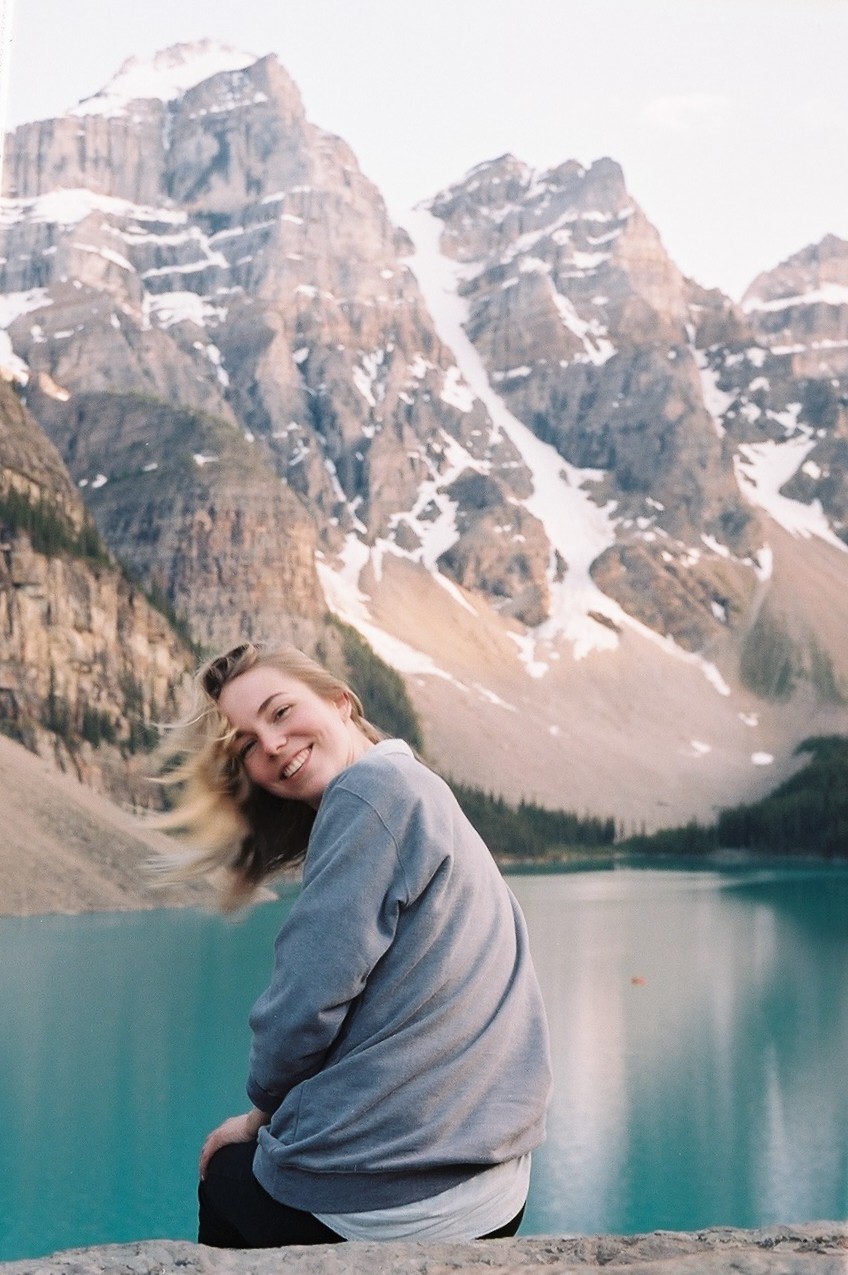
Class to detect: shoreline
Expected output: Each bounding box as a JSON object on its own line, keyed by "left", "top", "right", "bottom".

{"left": 3, "top": 848, "right": 845, "bottom": 921}
{"left": 2, "top": 727, "right": 843, "bottom": 921}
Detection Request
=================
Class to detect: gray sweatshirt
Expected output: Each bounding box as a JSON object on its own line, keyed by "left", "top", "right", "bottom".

{"left": 247, "top": 740, "right": 552, "bottom": 1213}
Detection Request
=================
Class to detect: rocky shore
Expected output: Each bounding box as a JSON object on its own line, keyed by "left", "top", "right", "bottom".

{"left": 0, "top": 733, "right": 215, "bottom": 916}
{"left": 3, "top": 1226, "right": 847, "bottom": 1275}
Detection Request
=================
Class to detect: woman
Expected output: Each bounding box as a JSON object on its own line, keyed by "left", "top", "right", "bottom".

{"left": 162, "top": 641, "right": 552, "bottom": 1247}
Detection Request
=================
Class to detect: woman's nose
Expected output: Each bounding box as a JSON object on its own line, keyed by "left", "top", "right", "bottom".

{"left": 261, "top": 728, "right": 286, "bottom": 755}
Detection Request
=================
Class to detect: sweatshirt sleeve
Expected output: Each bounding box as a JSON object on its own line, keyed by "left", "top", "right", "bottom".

{"left": 246, "top": 782, "right": 411, "bottom": 1113}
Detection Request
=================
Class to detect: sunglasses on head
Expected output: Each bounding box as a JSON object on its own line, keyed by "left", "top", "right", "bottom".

{"left": 201, "top": 642, "right": 256, "bottom": 700}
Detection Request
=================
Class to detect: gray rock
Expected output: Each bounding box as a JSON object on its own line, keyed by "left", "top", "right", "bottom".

{"left": 0, "top": 46, "right": 539, "bottom": 645}
{"left": 428, "top": 154, "right": 761, "bottom": 648}
{"left": 3, "top": 1225, "right": 847, "bottom": 1275}
{"left": 0, "top": 379, "right": 194, "bottom": 805}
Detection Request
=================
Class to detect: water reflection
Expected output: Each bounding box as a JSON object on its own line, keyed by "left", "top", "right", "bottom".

{"left": 510, "top": 864, "right": 848, "bottom": 1234}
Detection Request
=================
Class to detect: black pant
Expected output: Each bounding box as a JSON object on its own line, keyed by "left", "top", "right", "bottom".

{"left": 198, "top": 1142, "right": 525, "bottom": 1247}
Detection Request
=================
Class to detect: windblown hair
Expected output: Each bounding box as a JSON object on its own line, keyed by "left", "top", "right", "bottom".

{"left": 154, "top": 641, "right": 385, "bottom": 911}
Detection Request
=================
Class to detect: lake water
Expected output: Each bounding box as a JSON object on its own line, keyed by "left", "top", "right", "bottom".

{"left": 1, "top": 860, "right": 847, "bottom": 1259}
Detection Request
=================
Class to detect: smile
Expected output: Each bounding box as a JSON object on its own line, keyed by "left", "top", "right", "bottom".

{"left": 282, "top": 746, "right": 311, "bottom": 780}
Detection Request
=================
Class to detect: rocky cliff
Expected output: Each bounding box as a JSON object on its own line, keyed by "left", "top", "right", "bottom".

{"left": 424, "top": 153, "right": 761, "bottom": 652}
{"left": 0, "top": 43, "right": 536, "bottom": 646}
{"left": 0, "top": 377, "right": 193, "bottom": 802}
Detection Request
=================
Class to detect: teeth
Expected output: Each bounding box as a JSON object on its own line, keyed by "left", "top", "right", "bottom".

{"left": 283, "top": 747, "right": 310, "bottom": 779}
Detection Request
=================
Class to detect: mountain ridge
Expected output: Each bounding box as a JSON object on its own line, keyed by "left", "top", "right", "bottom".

{"left": 2, "top": 41, "right": 847, "bottom": 830}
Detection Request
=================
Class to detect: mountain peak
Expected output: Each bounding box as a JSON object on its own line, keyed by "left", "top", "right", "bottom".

{"left": 742, "top": 232, "right": 848, "bottom": 311}
{"left": 70, "top": 40, "right": 260, "bottom": 117}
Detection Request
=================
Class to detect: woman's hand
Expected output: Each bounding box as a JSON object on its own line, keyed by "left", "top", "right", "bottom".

{"left": 199, "top": 1107, "right": 271, "bottom": 1179}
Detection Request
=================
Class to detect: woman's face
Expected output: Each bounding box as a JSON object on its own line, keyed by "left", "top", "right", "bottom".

{"left": 217, "top": 665, "right": 372, "bottom": 808}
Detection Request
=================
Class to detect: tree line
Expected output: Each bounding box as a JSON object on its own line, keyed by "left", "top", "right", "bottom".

{"left": 448, "top": 783, "right": 616, "bottom": 858}
{"left": 624, "top": 736, "right": 848, "bottom": 859}
{"left": 0, "top": 485, "right": 109, "bottom": 565}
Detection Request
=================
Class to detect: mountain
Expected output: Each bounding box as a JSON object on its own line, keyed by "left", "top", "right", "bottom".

{"left": 2, "top": 42, "right": 847, "bottom": 832}
{"left": 415, "top": 154, "right": 759, "bottom": 654}
{"left": 1, "top": 42, "right": 541, "bottom": 650}
{"left": 0, "top": 376, "right": 194, "bottom": 803}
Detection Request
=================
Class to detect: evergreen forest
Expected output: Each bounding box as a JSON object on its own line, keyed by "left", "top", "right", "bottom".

{"left": 624, "top": 736, "right": 848, "bottom": 860}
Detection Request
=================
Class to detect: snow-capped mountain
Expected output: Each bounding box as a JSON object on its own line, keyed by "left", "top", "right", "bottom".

{"left": 2, "top": 43, "right": 847, "bottom": 829}
{"left": 70, "top": 41, "right": 259, "bottom": 116}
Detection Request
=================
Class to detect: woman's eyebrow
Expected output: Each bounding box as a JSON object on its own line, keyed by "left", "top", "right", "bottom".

{"left": 231, "top": 693, "right": 285, "bottom": 743}
{"left": 236, "top": 693, "right": 287, "bottom": 736}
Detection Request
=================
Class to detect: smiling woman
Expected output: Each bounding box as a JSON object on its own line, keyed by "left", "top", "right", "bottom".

{"left": 218, "top": 663, "right": 373, "bottom": 809}
{"left": 157, "top": 643, "right": 386, "bottom": 907}
{"left": 156, "top": 641, "right": 552, "bottom": 1250}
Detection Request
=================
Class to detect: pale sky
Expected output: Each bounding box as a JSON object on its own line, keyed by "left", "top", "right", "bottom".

{"left": 2, "top": 0, "right": 847, "bottom": 300}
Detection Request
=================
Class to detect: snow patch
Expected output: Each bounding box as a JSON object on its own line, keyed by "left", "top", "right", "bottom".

{"left": 507, "top": 631, "right": 551, "bottom": 679}
{"left": 0, "top": 331, "right": 28, "bottom": 384}
{"left": 74, "top": 242, "right": 133, "bottom": 271}
{"left": 69, "top": 42, "right": 258, "bottom": 117}
{"left": 144, "top": 291, "right": 226, "bottom": 329}
{"left": 316, "top": 541, "right": 469, "bottom": 689}
{"left": 352, "top": 350, "right": 385, "bottom": 407}
{"left": 193, "top": 340, "right": 229, "bottom": 386}
{"left": 141, "top": 243, "right": 229, "bottom": 278}
{"left": 379, "top": 430, "right": 480, "bottom": 576}
{"left": 701, "top": 663, "right": 732, "bottom": 696}
{"left": 471, "top": 683, "right": 517, "bottom": 710}
{"left": 751, "top": 752, "right": 774, "bottom": 766}
{"left": 701, "top": 534, "right": 732, "bottom": 558}
{"left": 550, "top": 287, "right": 616, "bottom": 365}
{"left": 696, "top": 353, "right": 734, "bottom": 436}
{"left": 0, "top": 288, "right": 52, "bottom": 327}
{"left": 752, "top": 545, "right": 774, "bottom": 582}
{"left": 770, "top": 402, "right": 802, "bottom": 435}
{"left": 408, "top": 353, "right": 432, "bottom": 380}
{"left": 2, "top": 188, "right": 187, "bottom": 231}
{"left": 569, "top": 250, "right": 611, "bottom": 271}
{"left": 352, "top": 365, "right": 376, "bottom": 406}
{"left": 743, "top": 283, "right": 848, "bottom": 314}
{"left": 734, "top": 435, "right": 846, "bottom": 551}
{"left": 440, "top": 365, "right": 475, "bottom": 412}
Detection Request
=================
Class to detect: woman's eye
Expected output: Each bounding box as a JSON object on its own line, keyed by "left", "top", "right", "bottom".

{"left": 273, "top": 705, "right": 290, "bottom": 721}
{"left": 239, "top": 739, "right": 256, "bottom": 760}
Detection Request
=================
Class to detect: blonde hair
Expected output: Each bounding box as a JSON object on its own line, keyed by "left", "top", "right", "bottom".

{"left": 155, "top": 641, "right": 384, "bottom": 910}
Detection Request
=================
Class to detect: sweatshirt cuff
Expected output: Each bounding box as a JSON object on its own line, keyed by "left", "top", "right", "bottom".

{"left": 246, "top": 1076, "right": 281, "bottom": 1114}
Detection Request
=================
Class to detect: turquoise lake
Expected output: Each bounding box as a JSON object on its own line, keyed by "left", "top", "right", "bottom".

{"left": 1, "top": 860, "right": 847, "bottom": 1259}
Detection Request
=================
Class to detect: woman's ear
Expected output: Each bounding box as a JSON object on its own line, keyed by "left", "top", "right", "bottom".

{"left": 335, "top": 691, "right": 352, "bottom": 720}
